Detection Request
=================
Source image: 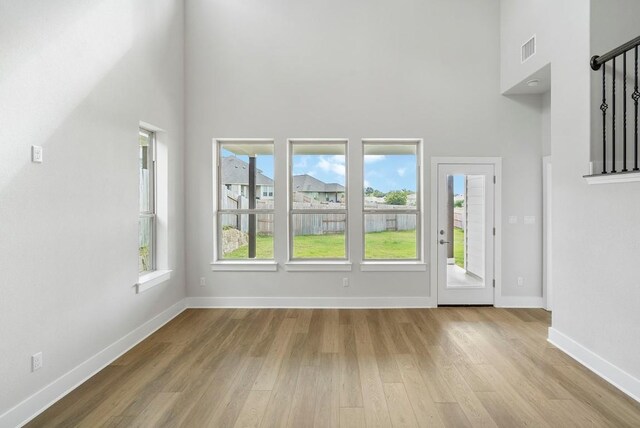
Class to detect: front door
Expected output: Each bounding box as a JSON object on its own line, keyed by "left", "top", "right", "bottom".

{"left": 437, "top": 164, "right": 494, "bottom": 305}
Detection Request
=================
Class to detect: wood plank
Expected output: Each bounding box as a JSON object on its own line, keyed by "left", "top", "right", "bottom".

{"left": 383, "top": 383, "right": 419, "bottom": 427}
{"left": 339, "top": 408, "right": 366, "bottom": 428}
{"left": 25, "top": 308, "right": 640, "bottom": 428}
{"left": 234, "top": 390, "right": 272, "bottom": 428}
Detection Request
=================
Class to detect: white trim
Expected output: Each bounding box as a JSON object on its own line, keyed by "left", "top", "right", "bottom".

{"left": 360, "top": 262, "right": 427, "bottom": 272}
{"left": 211, "top": 261, "right": 278, "bottom": 272}
{"left": 0, "top": 300, "right": 187, "bottom": 428}
{"left": 187, "top": 296, "right": 434, "bottom": 308}
{"left": 584, "top": 171, "right": 640, "bottom": 184}
{"left": 136, "top": 270, "right": 172, "bottom": 293}
{"left": 138, "top": 120, "right": 165, "bottom": 133}
{"left": 284, "top": 262, "right": 352, "bottom": 272}
{"left": 430, "top": 157, "right": 502, "bottom": 307}
{"left": 494, "top": 296, "right": 544, "bottom": 308}
{"left": 542, "top": 156, "right": 552, "bottom": 311}
{"left": 548, "top": 328, "right": 640, "bottom": 403}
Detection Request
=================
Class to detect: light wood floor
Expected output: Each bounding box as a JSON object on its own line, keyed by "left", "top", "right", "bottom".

{"left": 28, "top": 308, "right": 640, "bottom": 427}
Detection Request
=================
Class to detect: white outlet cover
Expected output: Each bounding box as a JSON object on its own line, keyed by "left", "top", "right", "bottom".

{"left": 31, "top": 145, "right": 43, "bottom": 163}
{"left": 32, "top": 352, "right": 43, "bottom": 372}
{"left": 508, "top": 216, "right": 518, "bottom": 224}
{"left": 524, "top": 216, "right": 535, "bottom": 224}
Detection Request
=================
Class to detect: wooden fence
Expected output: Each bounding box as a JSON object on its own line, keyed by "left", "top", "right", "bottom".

{"left": 220, "top": 188, "right": 416, "bottom": 235}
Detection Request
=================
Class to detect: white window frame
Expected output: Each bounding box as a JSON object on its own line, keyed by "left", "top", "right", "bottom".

{"left": 287, "top": 139, "right": 350, "bottom": 264}
{"left": 361, "top": 138, "right": 423, "bottom": 264}
{"left": 212, "top": 138, "right": 277, "bottom": 271}
{"left": 139, "top": 128, "right": 157, "bottom": 274}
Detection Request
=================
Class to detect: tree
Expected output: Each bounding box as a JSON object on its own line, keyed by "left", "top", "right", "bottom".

{"left": 454, "top": 199, "right": 464, "bottom": 208}
{"left": 384, "top": 190, "right": 407, "bottom": 205}
{"left": 372, "top": 190, "right": 385, "bottom": 197}
{"left": 365, "top": 186, "right": 374, "bottom": 195}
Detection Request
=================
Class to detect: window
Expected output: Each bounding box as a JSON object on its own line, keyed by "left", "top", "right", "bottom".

{"left": 363, "top": 140, "right": 421, "bottom": 260}
{"left": 139, "top": 128, "right": 156, "bottom": 273}
{"left": 289, "top": 140, "right": 348, "bottom": 260}
{"left": 215, "top": 140, "right": 274, "bottom": 260}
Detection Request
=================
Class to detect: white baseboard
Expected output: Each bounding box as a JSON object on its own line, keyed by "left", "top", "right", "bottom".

{"left": 548, "top": 327, "right": 640, "bottom": 403}
{"left": 186, "top": 296, "right": 436, "bottom": 309}
{"left": 495, "top": 296, "right": 544, "bottom": 308}
{"left": 1, "top": 299, "right": 187, "bottom": 428}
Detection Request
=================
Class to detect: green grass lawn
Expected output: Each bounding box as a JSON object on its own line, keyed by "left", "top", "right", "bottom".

{"left": 224, "top": 230, "right": 418, "bottom": 259}
{"left": 454, "top": 226, "right": 464, "bottom": 268}
{"left": 364, "top": 230, "right": 416, "bottom": 259}
{"left": 224, "top": 235, "right": 274, "bottom": 259}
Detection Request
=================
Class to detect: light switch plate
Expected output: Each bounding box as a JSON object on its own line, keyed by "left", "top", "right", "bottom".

{"left": 524, "top": 216, "right": 535, "bottom": 225}
{"left": 31, "top": 146, "right": 43, "bottom": 163}
{"left": 509, "top": 216, "right": 518, "bottom": 224}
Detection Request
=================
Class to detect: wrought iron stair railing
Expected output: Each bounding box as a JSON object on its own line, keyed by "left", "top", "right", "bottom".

{"left": 590, "top": 35, "right": 640, "bottom": 176}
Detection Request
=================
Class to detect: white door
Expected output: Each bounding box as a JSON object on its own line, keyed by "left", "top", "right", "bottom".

{"left": 437, "top": 164, "right": 495, "bottom": 305}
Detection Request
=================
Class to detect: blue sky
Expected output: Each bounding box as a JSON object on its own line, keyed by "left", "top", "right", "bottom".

{"left": 222, "top": 150, "right": 421, "bottom": 193}
{"left": 453, "top": 175, "right": 465, "bottom": 195}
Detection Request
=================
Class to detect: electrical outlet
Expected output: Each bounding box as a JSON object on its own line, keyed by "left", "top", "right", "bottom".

{"left": 509, "top": 216, "right": 518, "bottom": 224}
{"left": 31, "top": 146, "right": 43, "bottom": 163}
{"left": 524, "top": 216, "right": 535, "bottom": 225}
{"left": 517, "top": 277, "right": 524, "bottom": 287}
{"left": 200, "top": 277, "right": 206, "bottom": 286}
{"left": 342, "top": 278, "right": 349, "bottom": 287}
{"left": 32, "top": 352, "right": 43, "bottom": 372}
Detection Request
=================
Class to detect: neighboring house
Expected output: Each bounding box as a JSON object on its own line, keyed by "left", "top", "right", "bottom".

{"left": 293, "top": 174, "right": 345, "bottom": 203}
{"left": 222, "top": 156, "right": 274, "bottom": 199}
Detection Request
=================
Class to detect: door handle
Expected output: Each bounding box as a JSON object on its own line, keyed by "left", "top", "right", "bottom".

{"left": 439, "top": 239, "right": 450, "bottom": 245}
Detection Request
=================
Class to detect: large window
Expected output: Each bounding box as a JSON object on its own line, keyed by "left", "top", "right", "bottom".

{"left": 363, "top": 140, "right": 420, "bottom": 260}
{"left": 289, "top": 140, "right": 348, "bottom": 260}
{"left": 139, "top": 128, "right": 156, "bottom": 273}
{"left": 216, "top": 140, "right": 274, "bottom": 260}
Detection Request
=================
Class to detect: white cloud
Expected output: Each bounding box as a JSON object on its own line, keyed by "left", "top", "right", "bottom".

{"left": 316, "top": 156, "right": 346, "bottom": 177}
{"left": 329, "top": 155, "right": 345, "bottom": 164}
{"left": 397, "top": 168, "right": 406, "bottom": 177}
{"left": 364, "top": 180, "right": 371, "bottom": 187}
{"left": 293, "top": 157, "right": 308, "bottom": 169}
{"left": 364, "top": 155, "right": 386, "bottom": 164}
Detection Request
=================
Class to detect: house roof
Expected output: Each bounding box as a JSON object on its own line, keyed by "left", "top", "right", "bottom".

{"left": 293, "top": 174, "right": 345, "bottom": 193}
{"left": 221, "top": 156, "right": 274, "bottom": 186}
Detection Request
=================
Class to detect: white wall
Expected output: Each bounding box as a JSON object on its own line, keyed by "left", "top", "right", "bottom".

{"left": 0, "top": 0, "right": 186, "bottom": 418}
{"left": 541, "top": 91, "right": 551, "bottom": 157}
{"left": 502, "top": 0, "right": 640, "bottom": 386}
{"left": 185, "top": 0, "right": 544, "bottom": 303}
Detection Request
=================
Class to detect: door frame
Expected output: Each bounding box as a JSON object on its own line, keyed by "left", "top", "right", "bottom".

{"left": 430, "top": 157, "right": 502, "bottom": 306}
{"left": 542, "top": 155, "right": 552, "bottom": 311}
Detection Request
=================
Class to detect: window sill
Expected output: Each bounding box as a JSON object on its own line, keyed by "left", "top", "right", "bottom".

{"left": 360, "top": 262, "right": 427, "bottom": 272}
{"left": 285, "top": 261, "right": 352, "bottom": 272}
{"left": 211, "top": 261, "right": 278, "bottom": 272}
{"left": 584, "top": 171, "right": 640, "bottom": 184}
{"left": 136, "top": 270, "right": 172, "bottom": 294}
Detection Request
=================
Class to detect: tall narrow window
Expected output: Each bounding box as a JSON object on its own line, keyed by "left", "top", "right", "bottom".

{"left": 363, "top": 140, "right": 421, "bottom": 260}
{"left": 216, "top": 140, "right": 275, "bottom": 260}
{"left": 139, "top": 128, "right": 156, "bottom": 273}
{"left": 289, "top": 140, "right": 348, "bottom": 260}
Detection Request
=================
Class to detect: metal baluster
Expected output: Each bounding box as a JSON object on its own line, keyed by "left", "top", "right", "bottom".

{"left": 623, "top": 52, "right": 628, "bottom": 171}
{"left": 612, "top": 57, "right": 617, "bottom": 173}
{"left": 634, "top": 46, "right": 639, "bottom": 171}
{"left": 601, "top": 65, "right": 608, "bottom": 174}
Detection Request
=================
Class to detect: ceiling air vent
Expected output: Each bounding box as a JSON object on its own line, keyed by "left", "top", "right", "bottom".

{"left": 521, "top": 35, "right": 536, "bottom": 63}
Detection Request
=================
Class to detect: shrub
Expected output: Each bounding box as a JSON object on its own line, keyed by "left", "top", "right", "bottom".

{"left": 384, "top": 191, "right": 407, "bottom": 205}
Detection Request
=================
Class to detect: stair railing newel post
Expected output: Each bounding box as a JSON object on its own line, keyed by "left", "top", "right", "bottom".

{"left": 634, "top": 46, "right": 639, "bottom": 171}
{"left": 612, "top": 57, "right": 617, "bottom": 173}
{"left": 601, "top": 64, "right": 608, "bottom": 174}
{"left": 623, "top": 52, "right": 628, "bottom": 172}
